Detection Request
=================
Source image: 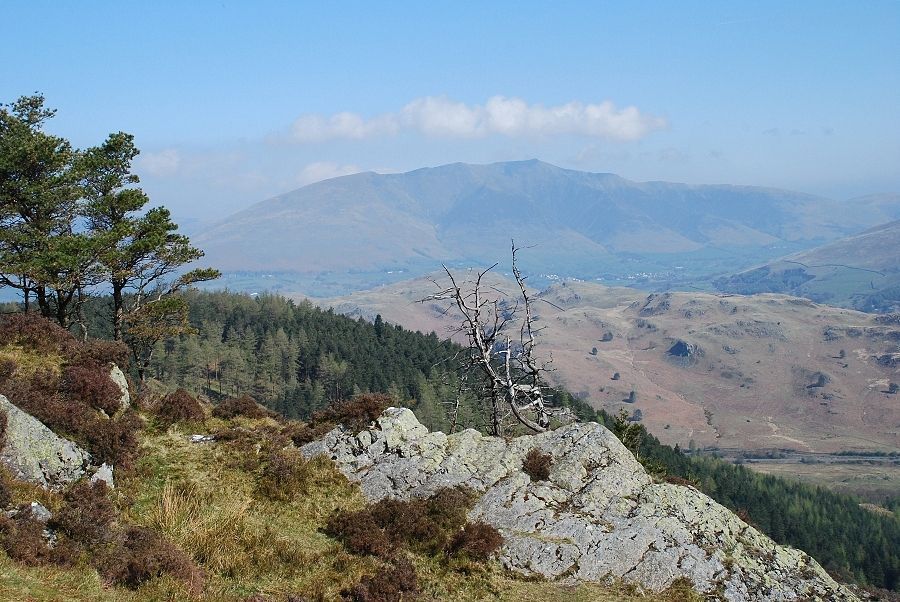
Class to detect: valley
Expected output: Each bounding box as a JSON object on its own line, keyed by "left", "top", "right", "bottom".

{"left": 314, "top": 276, "right": 900, "bottom": 457}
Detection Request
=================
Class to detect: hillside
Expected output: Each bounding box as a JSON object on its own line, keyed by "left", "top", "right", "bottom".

{"left": 319, "top": 276, "right": 900, "bottom": 455}
{"left": 0, "top": 314, "right": 710, "bottom": 601}
{"left": 29, "top": 292, "right": 896, "bottom": 592}
{"left": 5, "top": 313, "right": 882, "bottom": 601}
{"left": 195, "top": 161, "right": 900, "bottom": 294}
{"left": 715, "top": 218, "right": 900, "bottom": 312}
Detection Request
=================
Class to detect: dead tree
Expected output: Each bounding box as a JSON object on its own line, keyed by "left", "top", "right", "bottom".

{"left": 422, "top": 242, "right": 552, "bottom": 436}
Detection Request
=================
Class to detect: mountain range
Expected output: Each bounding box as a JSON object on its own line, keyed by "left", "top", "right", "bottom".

{"left": 195, "top": 161, "right": 900, "bottom": 294}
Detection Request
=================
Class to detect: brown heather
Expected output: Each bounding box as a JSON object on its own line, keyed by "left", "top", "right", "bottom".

{"left": 346, "top": 556, "right": 419, "bottom": 602}
{"left": 522, "top": 448, "right": 552, "bottom": 482}
{"left": 62, "top": 362, "right": 122, "bottom": 416}
{"left": 212, "top": 394, "right": 272, "bottom": 420}
{"left": 154, "top": 389, "right": 205, "bottom": 426}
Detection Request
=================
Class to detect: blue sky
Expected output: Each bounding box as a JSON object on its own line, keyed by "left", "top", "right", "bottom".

{"left": 3, "top": 1, "right": 898, "bottom": 225}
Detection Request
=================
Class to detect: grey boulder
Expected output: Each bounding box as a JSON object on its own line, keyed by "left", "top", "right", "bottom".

{"left": 0, "top": 394, "right": 110, "bottom": 490}
{"left": 108, "top": 364, "right": 130, "bottom": 414}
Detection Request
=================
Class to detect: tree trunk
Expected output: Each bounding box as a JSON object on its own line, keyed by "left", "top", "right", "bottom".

{"left": 112, "top": 281, "right": 124, "bottom": 340}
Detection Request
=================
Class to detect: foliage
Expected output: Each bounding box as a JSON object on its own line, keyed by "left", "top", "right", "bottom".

{"left": 0, "top": 506, "right": 57, "bottom": 566}
{"left": 62, "top": 361, "right": 122, "bottom": 415}
{"left": 522, "top": 448, "right": 552, "bottom": 481}
{"left": 0, "top": 94, "right": 218, "bottom": 342}
{"left": 447, "top": 522, "right": 504, "bottom": 562}
{"left": 101, "top": 525, "right": 204, "bottom": 593}
{"left": 86, "top": 409, "right": 143, "bottom": 470}
{"left": 0, "top": 409, "right": 6, "bottom": 453}
{"left": 346, "top": 556, "right": 419, "bottom": 602}
{"left": 0, "top": 473, "right": 9, "bottom": 510}
{"left": 212, "top": 394, "right": 271, "bottom": 419}
{"left": 312, "top": 393, "right": 391, "bottom": 432}
{"left": 51, "top": 481, "right": 117, "bottom": 548}
{"left": 0, "top": 316, "right": 143, "bottom": 470}
{"left": 154, "top": 389, "right": 205, "bottom": 426}
{"left": 325, "top": 487, "right": 481, "bottom": 561}
{"left": 0, "top": 312, "right": 74, "bottom": 355}
{"left": 257, "top": 447, "right": 313, "bottom": 501}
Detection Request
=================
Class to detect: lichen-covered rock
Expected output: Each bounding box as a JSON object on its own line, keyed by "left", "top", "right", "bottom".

{"left": 5, "top": 501, "right": 52, "bottom": 523}
{"left": 0, "top": 394, "right": 92, "bottom": 490}
{"left": 302, "top": 408, "right": 857, "bottom": 602}
{"left": 90, "top": 462, "right": 115, "bottom": 489}
{"left": 108, "top": 364, "right": 130, "bottom": 413}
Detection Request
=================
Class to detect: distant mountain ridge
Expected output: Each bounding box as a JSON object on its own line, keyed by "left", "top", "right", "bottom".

{"left": 195, "top": 160, "right": 900, "bottom": 291}
{"left": 715, "top": 217, "right": 900, "bottom": 312}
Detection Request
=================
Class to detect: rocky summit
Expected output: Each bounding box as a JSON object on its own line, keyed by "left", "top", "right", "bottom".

{"left": 302, "top": 408, "right": 858, "bottom": 601}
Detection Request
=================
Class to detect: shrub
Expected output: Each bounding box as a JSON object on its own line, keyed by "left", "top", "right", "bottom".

{"left": 324, "top": 509, "right": 392, "bottom": 558}
{"left": 368, "top": 498, "right": 444, "bottom": 554}
{"left": 257, "top": 447, "right": 311, "bottom": 501}
{"left": 0, "top": 358, "right": 16, "bottom": 384}
{"left": 313, "top": 394, "right": 391, "bottom": 432}
{"left": 522, "top": 448, "right": 552, "bottom": 481}
{"left": 326, "top": 487, "right": 477, "bottom": 559}
{"left": 421, "top": 486, "right": 474, "bottom": 534}
{"left": 447, "top": 522, "right": 503, "bottom": 561}
{"left": 86, "top": 410, "right": 143, "bottom": 470}
{"left": 292, "top": 394, "right": 391, "bottom": 447}
{"left": 7, "top": 368, "right": 96, "bottom": 441}
{"left": 0, "top": 506, "right": 52, "bottom": 565}
{"left": 155, "top": 389, "right": 205, "bottom": 426}
{"left": 51, "top": 480, "right": 117, "bottom": 548}
{"left": 213, "top": 395, "right": 271, "bottom": 420}
{"left": 62, "top": 362, "right": 122, "bottom": 415}
{"left": 71, "top": 338, "right": 130, "bottom": 369}
{"left": 101, "top": 526, "right": 203, "bottom": 593}
{"left": 663, "top": 475, "right": 696, "bottom": 488}
{"left": 346, "top": 556, "right": 419, "bottom": 602}
{"left": 0, "top": 477, "right": 9, "bottom": 509}
{"left": 290, "top": 421, "right": 337, "bottom": 447}
{"left": 0, "top": 313, "right": 74, "bottom": 355}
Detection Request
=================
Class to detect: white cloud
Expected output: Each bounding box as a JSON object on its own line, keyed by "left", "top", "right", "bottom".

{"left": 289, "top": 96, "right": 666, "bottom": 143}
{"left": 291, "top": 112, "right": 398, "bottom": 142}
{"left": 137, "top": 148, "right": 181, "bottom": 176}
{"left": 296, "top": 161, "right": 363, "bottom": 185}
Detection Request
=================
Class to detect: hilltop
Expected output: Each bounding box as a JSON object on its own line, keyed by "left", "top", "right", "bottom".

{"left": 716, "top": 217, "right": 900, "bottom": 313}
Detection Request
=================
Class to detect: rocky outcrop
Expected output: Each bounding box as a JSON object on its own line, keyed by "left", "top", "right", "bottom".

{"left": 302, "top": 408, "right": 857, "bottom": 601}
{"left": 108, "top": 364, "right": 131, "bottom": 414}
{"left": 0, "top": 395, "right": 111, "bottom": 490}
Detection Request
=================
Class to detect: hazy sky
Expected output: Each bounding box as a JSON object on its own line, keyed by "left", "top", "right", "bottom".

{"left": 3, "top": 1, "right": 898, "bottom": 226}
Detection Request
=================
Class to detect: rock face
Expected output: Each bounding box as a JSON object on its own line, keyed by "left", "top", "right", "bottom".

{"left": 108, "top": 364, "right": 131, "bottom": 414}
{"left": 0, "top": 394, "right": 94, "bottom": 490}
{"left": 302, "top": 408, "right": 857, "bottom": 602}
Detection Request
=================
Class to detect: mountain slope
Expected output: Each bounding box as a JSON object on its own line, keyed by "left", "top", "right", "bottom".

{"left": 319, "top": 276, "right": 900, "bottom": 454}
{"left": 196, "top": 161, "right": 900, "bottom": 288}
{"left": 716, "top": 218, "right": 900, "bottom": 312}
